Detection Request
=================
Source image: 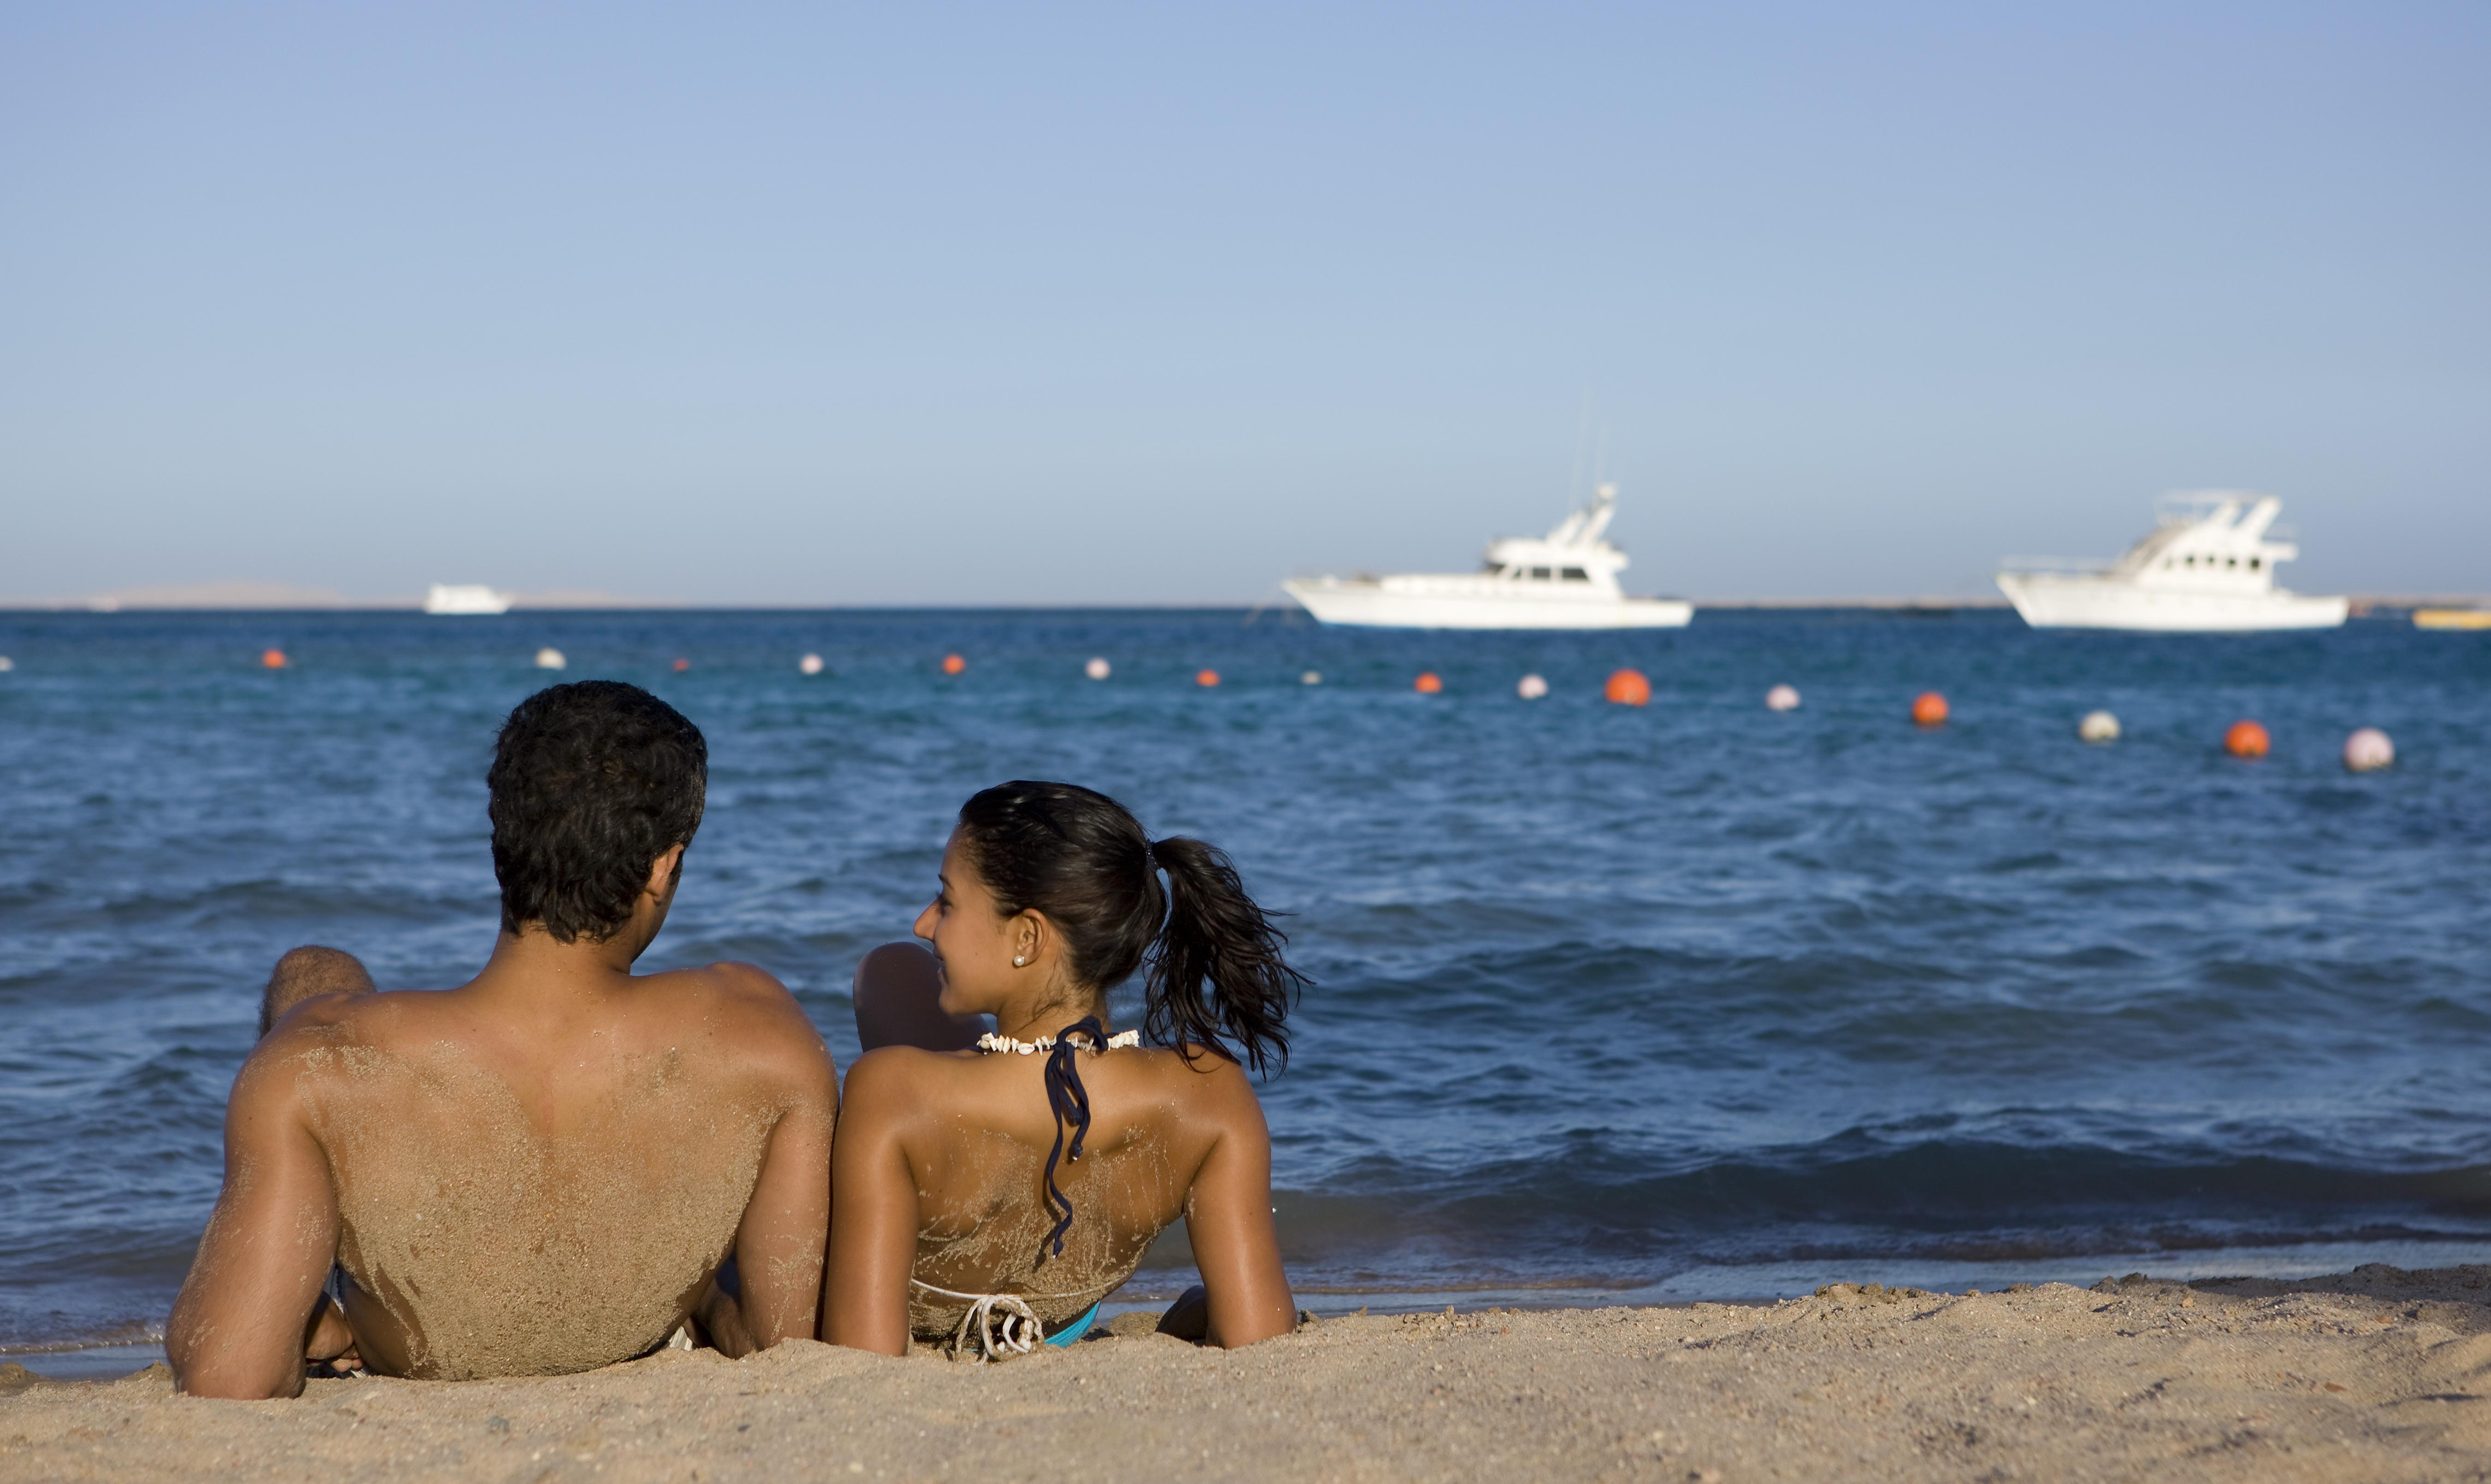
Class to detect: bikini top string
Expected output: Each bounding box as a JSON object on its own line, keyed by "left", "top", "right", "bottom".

{"left": 1038, "top": 1015, "right": 1106, "bottom": 1262}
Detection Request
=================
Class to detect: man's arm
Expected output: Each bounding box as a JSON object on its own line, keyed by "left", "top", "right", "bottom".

{"left": 166, "top": 1042, "right": 339, "bottom": 1398}
{"left": 820, "top": 1051, "right": 924, "bottom": 1355}
{"left": 1181, "top": 1061, "right": 1299, "bottom": 1348}
{"left": 719, "top": 976, "right": 840, "bottom": 1354}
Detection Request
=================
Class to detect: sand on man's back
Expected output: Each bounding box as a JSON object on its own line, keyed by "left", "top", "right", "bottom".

{"left": 9, "top": 1263, "right": 2491, "bottom": 1482}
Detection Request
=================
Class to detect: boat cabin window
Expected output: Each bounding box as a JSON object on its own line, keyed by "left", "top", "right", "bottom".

{"left": 1530, "top": 566, "right": 1552, "bottom": 581}
{"left": 1561, "top": 566, "right": 1589, "bottom": 582}
{"left": 1481, "top": 563, "right": 1508, "bottom": 576}
{"left": 2248, "top": 556, "right": 2261, "bottom": 571}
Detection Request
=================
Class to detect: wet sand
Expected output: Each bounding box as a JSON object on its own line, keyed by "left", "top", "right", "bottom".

{"left": 8, "top": 1264, "right": 2491, "bottom": 1483}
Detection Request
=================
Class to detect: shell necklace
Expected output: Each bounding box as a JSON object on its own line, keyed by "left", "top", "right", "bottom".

{"left": 974, "top": 1027, "right": 1141, "bottom": 1056}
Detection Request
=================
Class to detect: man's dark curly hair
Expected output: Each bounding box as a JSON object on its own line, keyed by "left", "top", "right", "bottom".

{"left": 487, "top": 681, "right": 707, "bottom": 943}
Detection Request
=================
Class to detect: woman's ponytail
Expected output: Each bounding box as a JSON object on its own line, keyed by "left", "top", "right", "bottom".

{"left": 1144, "top": 836, "right": 1305, "bottom": 1075}
{"left": 953, "top": 781, "right": 1307, "bottom": 1075}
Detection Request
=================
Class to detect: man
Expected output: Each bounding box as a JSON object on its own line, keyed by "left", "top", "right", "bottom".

{"left": 168, "top": 681, "right": 836, "bottom": 1398}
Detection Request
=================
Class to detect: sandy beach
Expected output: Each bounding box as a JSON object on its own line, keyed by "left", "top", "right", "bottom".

{"left": 6, "top": 1264, "right": 2488, "bottom": 1483}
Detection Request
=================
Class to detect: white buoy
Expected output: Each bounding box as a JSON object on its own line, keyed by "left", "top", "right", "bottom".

{"left": 1516, "top": 673, "right": 1549, "bottom": 700}
{"left": 2343, "top": 727, "right": 2394, "bottom": 772}
{"left": 2078, "top": 710, "right": 2121, "bottom": 743}
{"left": 0, "top": 656, "right": 13, "bottom": 672}
{"left": 1085, "top": 657, "right": 1111, "bottom": 681}
{"left": 534, "top": 647, "right": 566, "bottom": 670}
{"left": 799, "top": 653, "right": 825, "bottom": 676}
{"left": 1765, "top": 684, "right": 1800, "bottom": 712}
{"left": 1301, "top": 670, "right": 1323, "bottom": 685}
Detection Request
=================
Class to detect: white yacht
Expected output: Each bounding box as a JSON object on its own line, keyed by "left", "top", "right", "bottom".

{"left": 1283, "top": 483, "right": 1693, "bottom": 630}
{"left": 1995, "top": 494, "right": 2347, "bottom": 632}
{"left": 423, "top": 583, "right": 513, "bottom": 616}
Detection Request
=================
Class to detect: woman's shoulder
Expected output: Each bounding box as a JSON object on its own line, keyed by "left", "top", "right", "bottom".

{"left": 846, "top": 1041, "right": 968, "bottom": 1082}
{"left": 1124, "top": 1043, "right": 1265, "bottom": 1118}
{"left": 840, "top": 1044, "right": 976, "bottom": 1119}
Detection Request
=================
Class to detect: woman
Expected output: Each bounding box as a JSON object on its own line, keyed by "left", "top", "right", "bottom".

{"left": 824, "top": 780, "right": 1305, "bottom": 1358}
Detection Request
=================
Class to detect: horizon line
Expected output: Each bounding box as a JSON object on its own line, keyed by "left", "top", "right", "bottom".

{"left": 3, "top": 594, "right": 2484, "bottom": 615}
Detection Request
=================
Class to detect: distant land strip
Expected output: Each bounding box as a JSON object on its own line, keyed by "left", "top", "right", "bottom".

{"left": 0, "top": 584, "right": 673, "bottom": 612}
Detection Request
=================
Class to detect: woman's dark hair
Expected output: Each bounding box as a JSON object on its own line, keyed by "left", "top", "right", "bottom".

{"left": 955, "top": 781, "right": 1304, "bottom": 1074}
{"left": 488, "top": 681, "right": 708, "bottom": 943}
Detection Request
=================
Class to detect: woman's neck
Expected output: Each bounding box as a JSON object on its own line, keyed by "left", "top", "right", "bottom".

{"left": 993, "top": 994, "right": 1109, "bottom": 1045}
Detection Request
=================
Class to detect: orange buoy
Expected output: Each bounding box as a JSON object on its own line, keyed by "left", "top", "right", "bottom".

{"left": 672, "top": 657, "right": 691, "bottom": 672}
{"left": 2224, "top": 719, "right": 2270, "bottom": 759}
{"left": 260, "top": 648, "right": 288, "bottom": 670}
{"left": 1414, "top": 671, "right": 1444, "bottom": 694}
{"left": 1911, "top": 691, "right": 1948, "bottom": 727}
{"left": 1604, "top": 668, "right": 1651, "bottom": 706}
{"left": 941, "top": 653, "right": 967, "bottom": 676}
{"left": 1195, "top": 668, "right": 1221, "bottom": 688}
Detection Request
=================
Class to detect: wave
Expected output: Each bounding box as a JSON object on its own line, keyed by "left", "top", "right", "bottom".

{"left": 1252, "top": 1138, "right": 2491, "bottom": 1290}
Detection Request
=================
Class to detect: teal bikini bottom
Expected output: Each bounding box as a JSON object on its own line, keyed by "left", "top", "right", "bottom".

{"left": 1043, "top": 1302, "right": 1101, "bottom": 1348}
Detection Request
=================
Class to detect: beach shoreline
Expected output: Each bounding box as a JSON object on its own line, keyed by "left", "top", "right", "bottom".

{"left": 9, "top": 1262, "right": 2489, "bottom": 1482}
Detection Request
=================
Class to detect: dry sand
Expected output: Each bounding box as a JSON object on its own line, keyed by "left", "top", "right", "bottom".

{"left": 9, "top": 1264, "right": 2491, "bottom": 1483}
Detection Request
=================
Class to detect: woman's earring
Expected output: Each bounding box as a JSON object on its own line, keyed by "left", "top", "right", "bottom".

{"left": 1013, "top": 955, "right": 1026, "bottom": 967}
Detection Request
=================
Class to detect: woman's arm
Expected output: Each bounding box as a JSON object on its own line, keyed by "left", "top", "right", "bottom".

{"left": 820, "top": 1050, "right": 923, "bottom": 1355}
{"left": 1182, "top": 1064, "right": 1299, "bottom": 1347}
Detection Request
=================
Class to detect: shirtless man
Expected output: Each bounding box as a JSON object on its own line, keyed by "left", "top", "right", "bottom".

{"left": 168, "top": 681, "right": 837, "bottom": 1399}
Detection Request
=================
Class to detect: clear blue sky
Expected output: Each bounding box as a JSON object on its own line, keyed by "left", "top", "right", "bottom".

{"left": 3, "top": 3, "right": 2483, "bottom": 604}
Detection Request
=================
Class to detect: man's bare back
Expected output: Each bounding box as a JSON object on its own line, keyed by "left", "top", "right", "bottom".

{"left": 258, "top": 953, "right": 830, "bottom": 1380}
{"left": 168, "top": 681, "right": 837, "bottom": 1397}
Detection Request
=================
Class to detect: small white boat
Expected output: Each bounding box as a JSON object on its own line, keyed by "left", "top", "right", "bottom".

{"left": 1284, "top": 484, "right": 1693, "bottom": 630}
{"left": 1995, "top": 494, "right": 2347, "bottom": 632}
{"left": 423, "top": 583, "right": 513, "bottom": 616}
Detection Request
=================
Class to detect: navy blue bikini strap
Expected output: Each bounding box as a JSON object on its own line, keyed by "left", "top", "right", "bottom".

{"left": 1038, "top": 1016, "right": 1106, "bottom": 1263}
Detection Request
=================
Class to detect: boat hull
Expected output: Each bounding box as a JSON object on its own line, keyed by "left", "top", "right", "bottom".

{"left": 1995, "top": 574, "right": 2346, "bottom": 632}
{"left": 423, "top": 583, "right": 512, "bottom": 616}
{"left": 1285, "top": 580, "right": 1692, "bottom": 630}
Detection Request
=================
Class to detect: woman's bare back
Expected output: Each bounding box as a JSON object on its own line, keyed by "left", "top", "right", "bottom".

{"left": 846, "top": 1042, "right": 1257, "bottom": 1342}
{"left": 822, "top": 794, "right": 1302, "bottom": 1357}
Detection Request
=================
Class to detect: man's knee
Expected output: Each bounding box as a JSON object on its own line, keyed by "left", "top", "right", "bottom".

{"left": 260, "top": 946, "right": 377, "bottom": 1036}
{"left": 853, "top": 942, "right": 981, "bottom": 1052}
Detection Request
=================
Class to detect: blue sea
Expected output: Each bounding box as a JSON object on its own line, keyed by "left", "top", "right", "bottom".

{"left": 4, "top": 608, "right": 2488, "bottom": 1366}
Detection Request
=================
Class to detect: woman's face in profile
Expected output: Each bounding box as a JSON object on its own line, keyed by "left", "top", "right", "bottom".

{"left": 914, "top": 829, "right": 1019, "bottom": 1018}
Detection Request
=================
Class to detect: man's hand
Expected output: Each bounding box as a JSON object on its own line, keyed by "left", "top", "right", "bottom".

{"left": 303, "top": 1294, "right": 361, "bottom": 1375}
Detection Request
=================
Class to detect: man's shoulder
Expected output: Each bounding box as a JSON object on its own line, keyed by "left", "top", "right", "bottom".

{"left": 642, "top": 959, "right": 804, "bottom": 1025}
{"left": 256, "top": 985, "right": 417, "bottom": 1057}
{"left": 235, "top": 990, "right": 409, "bottom": 1104}
{"left": 643, "top": 960, "right": 834, "bottom": 1082}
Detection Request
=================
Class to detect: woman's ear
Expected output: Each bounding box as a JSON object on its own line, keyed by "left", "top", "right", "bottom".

{"left": 1014, "top": 911, "right": 1047, "bottom": 966}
